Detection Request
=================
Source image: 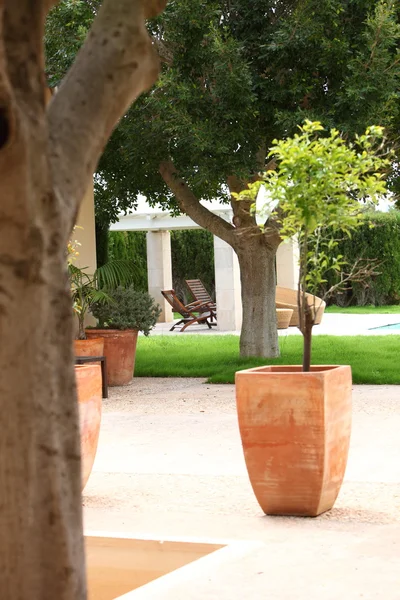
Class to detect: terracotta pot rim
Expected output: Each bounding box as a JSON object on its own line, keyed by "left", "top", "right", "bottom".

{"left": 85, "top": 328, "right": 138, "bottom": 334}
{"left": 75, "top": 336, "right": 104, "bottom": 342}
{"left": 75, "top": 364, "right": 101, "bottom": 371}
{"left": 236, "top": 364, "right": 350, "bottom": 376}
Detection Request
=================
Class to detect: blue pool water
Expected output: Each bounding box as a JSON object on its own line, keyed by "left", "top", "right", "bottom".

{"left": 369, "top": 322, "right": 400, "bottom": 331}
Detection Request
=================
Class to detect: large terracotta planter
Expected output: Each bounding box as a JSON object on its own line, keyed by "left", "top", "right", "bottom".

{"left": 85, "top": 329, "right": 139, "bottom": 386}
{"left": 75, "top": 364, "right": 102, "bottom": 490}
{"left": 74, "top": 337, "right": 104, "bottom": 358}
{"left": 235, "top": 365, "right": 352, "bottom": 517}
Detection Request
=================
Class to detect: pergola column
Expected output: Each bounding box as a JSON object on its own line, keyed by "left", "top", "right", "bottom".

{"left": 72, "top": 181, "right": 97, "bottom": 329}
{"left": 214, "top": 236, "right": 242, "bottom": 331}
{"left": 74, "top": 180, "right": 97, "bottom": 275}
{"left": 276, "top": 239, "right": 299, "bottom": 290}
{"left": 146, "top": 231, "right": 173, "bottom": 322}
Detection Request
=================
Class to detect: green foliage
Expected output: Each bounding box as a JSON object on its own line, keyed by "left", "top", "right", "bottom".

{"left": 134, "top": 334, "right": 400, "bottom": 385}
{"left": 91, "top": 286, "right": 161, "bottom": 335}
{"left": 95, "top": 260, "right": 139, "bottom": 290}
{"left": 68, "top": 258, "right": 138, "bottom": 339}
{"left": 45, "top": 0, "right": 100, "bottom": 87}
{"left": 267, "top": 120, "right": 388, "bottom": 300}
{"left": 68, "top": 224, "right": 139, "bottom": 338}
{"left": 319, "top": 211, "right": 400, "bottom": 306}
{"left": 107, "top": 229, "right": 215, "bottom": 302}
{"left": 244, "top": 120, "right": 388, "bottom": 298}
{"left": 266, "top": 120, "right": 387, "bottom": 231}
{"left": 171, "top": 230, "right": 215, "bottom": 303}
{"left": 45, "top": 0, "right": 400, "bottom": 228}
{"left": 108, "top": 231, "right": 148, "bottom": 291}
{"left": 68, "top": 264, "right": 112, "bottom": 340}
{"left": 326, "top": 305, "right": 400, "bottom": 313}
{"left": 238, "top": 120, "right": 389, "bottom": 369}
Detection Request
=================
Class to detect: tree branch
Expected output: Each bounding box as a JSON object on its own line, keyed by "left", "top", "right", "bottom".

{"left": 324, "top": 258, "right": 382, "bottom": 300}
{"left": 159, "top": 160, "right": 236, "bottom": 246}
{"left": 48, "top": 0, "right": 166, "bottom": 223}
{"left": 228, "top": 175, "right": 254, "bottom": 229}
{"left": 152, "top": 36, "right": 174, "bottom": 66}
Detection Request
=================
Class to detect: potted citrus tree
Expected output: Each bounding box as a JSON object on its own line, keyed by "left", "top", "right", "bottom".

{"left": 235, "top": 121, "right": 389, "bottom": 516}
{"left": 86, "top": 286, "right": 161, "bottom": 386}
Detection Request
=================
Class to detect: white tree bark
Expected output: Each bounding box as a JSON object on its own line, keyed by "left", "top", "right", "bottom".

{"left": 0, "top": 1, "right": 165, "bottom": 598}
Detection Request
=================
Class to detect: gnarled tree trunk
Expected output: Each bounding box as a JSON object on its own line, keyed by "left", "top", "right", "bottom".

{"left": 236, "top": 240, "right": 279, "bottom": 358}
{"left": 0, "top": 0, "right": 166, "bottom": 597}
{"left": 159, "top": 161, "right": 281, "bottom": 358}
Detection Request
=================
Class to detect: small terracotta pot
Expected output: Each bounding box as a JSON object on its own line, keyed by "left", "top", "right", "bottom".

{"left": 85, "top": 329, "right": 138, "bottom": 386}
{"left": 75, "top": 364, "right": 102, "bottom": 490}
{"left": 235, "top": 365, "right": 352, "bottom": 517}
{"left": 74, "top": 337, "right": 104, "bottom": 358}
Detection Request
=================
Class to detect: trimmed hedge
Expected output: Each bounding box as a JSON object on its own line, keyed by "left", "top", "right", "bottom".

{"left": 108, "top": 211, "right": 400, "bottom": 307}
{"left": 171, "top": 230, "right": 214, "bottom": 304}
{"left": 108, "top": 229, "right": 214, "bottom": 303}
{"left": 108, "top": 231, "right": 148, "bottom": 291}
{"left": 316, "top": 211, "right": 400, "bottom": 306}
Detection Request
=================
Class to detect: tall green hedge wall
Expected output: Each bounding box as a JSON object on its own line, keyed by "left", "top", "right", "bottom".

{"left": 316, "top": 211, "right": 400, "bottom": 306}
{"left": 108, "top": 229, "right": 214, "bottom": 304}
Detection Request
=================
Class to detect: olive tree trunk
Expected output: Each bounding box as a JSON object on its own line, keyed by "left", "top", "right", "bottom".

{"left": 159, "top": 161, "right": 281, "bottom": 358}
{"left": 236, "top": 242, "right": 279, "bottom": 358}
{"left": 0, "top": 0, "right": 165, "bottom": 597}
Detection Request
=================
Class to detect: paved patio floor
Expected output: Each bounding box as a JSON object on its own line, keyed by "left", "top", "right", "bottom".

{"left": 83, "top": 378, "right": 400, "bottom": 598}
{"left": 148, "top": 312, "right": 400, "bottom": 336}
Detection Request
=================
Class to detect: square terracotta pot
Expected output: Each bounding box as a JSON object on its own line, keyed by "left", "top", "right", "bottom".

{"left": 235, "top": 365, "right": 352, "bottom": 516}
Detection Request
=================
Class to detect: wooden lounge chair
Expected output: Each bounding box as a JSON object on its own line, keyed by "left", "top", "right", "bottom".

{"left": 185, "top": 279, "right": 217, "bottom": 316}
{"left": 276, "top": 286, "right": 326, "bottom": 327}
{"left": 161, "top": 289, "right": 217, "bottom": 332}
{"left": 186, "top": 279, "right": 215, "bottom": 307}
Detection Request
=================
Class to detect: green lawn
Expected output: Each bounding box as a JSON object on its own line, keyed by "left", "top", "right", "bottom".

{"left": 177, "top": 306, "right": 400, "bottom": 317}
{"left": 135, "top": 334, "right": 400, "bottom": 384}
{"left": 326, "top": 305, "right": 400, "bottom": 314}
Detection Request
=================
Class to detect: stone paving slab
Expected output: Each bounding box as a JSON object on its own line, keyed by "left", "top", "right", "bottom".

{"left": 147, "top": 312, "right": 400, "bottom": 336}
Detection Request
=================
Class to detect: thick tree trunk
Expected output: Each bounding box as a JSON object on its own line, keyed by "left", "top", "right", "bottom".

{"left": 159, "top": 160, "right": 281, "bottom": 359}
{"left": 0, "top": 0, "right": 166, "bottom": 596}
{"left": 237, "top": 241, "right": 279, "bottom": 358}
{"left": 0, "top": 159, "right": 86, "bottom": 598}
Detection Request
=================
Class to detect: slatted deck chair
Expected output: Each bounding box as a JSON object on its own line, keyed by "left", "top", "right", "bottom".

{"left": 161, "top": 290, "right": 217, "bottom": 332}
{"left": 185, "top": 280, "right": 217, "bottom": 320}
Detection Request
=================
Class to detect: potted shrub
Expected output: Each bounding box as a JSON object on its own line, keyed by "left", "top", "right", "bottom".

{"left": 68, "top": 232, "right": 137, "bottom": 358}
{"left": 86, "top": 286, "right": 161, "bottom": 386}
{"left": 69, "top": 263, "right": 111, "bottom": 357}
{"left": 235, "top": 121, "right": 389, "bottom": 516}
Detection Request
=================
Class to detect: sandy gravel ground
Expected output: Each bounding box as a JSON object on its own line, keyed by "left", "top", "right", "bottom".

{"left": 83, "top": 378, "right": 400, "bottom": 543}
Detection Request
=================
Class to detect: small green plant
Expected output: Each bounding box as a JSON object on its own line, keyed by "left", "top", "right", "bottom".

{"left": 67, "top": 228, "right": 140, "bottom": 339}
{"left": 91, "top": 286, "right": 161, "bottom": 335}
{"left": 238, "top": 120, "right": 390, "bottom": 370}
{"left": 68, "top": 264, "right": 113, "bottom": 340}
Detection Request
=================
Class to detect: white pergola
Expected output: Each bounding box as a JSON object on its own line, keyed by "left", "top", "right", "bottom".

{"left": 110, "top": 198, "right": 299, "bottom": 331}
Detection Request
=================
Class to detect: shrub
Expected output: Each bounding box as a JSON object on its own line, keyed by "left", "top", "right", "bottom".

{"left": 317, "top": 211, "right": 400, "bottom": 306}
{"left": 91, "top": 286, "right": 161, "bottom": 335}
{"left": 171, "top": 230, "right": 215, "bottom": 304}
{"left": 108, "top": 229, "right": 215, "bottom": 304}
{"left": 108, "top": 231, "right": 148, "bottom": 291}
